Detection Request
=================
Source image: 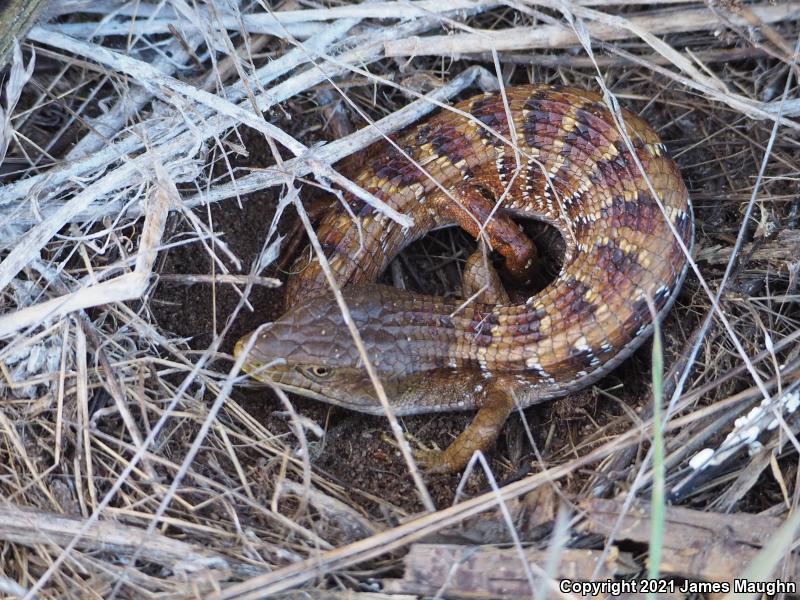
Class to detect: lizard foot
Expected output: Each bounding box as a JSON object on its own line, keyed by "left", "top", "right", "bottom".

{"left": 381, "top": 385, "right": 516, "bottom": 474}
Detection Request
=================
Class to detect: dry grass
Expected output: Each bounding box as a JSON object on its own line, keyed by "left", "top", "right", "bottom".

{"left": 0, "top": 1, "right": 798, "bottom": 598}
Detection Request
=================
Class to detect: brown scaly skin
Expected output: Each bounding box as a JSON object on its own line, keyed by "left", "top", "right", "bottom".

{"left": 235, "top": 84, "right": 694, "bottom": 472}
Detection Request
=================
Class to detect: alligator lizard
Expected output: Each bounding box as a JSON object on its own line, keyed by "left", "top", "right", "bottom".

{"left": 234, "top": 84, "right": 694, "bottom": 472}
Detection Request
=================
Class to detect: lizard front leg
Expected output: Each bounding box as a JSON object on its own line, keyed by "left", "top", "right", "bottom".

{"left": 418, "top": 383, "right": 516, "bottom": 474}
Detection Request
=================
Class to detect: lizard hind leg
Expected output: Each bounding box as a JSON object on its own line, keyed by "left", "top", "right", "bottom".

{"left": 461, "top": 247, "right": 510, "bottom": 304}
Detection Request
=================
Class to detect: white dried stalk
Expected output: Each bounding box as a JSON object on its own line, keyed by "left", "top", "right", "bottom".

{"left": 0, "top": 275, "right": 148, "bottom": 339}
{"left": 67, "top": 33, "right": 205, "bottom": 160}
{"left": 384, "top": 1, "right": 800, "bottom": 56}
{"left": 57, "top": 0, "right": 495, "bottom": 24}
{"left": 0, "top": 164, "right": 171, "bottom": 338}
{"left": 49, "top": 0, "right": 324, "bottom": 39}
{"left": 29, "top": 24, "right": 416, "bottom": 229}
{"left": 74, "top": 323, "right": 96, "bottom": 511}
{"left": 0, "top": 41, "right": 34, "bottom": 165}
{"left": 11, "top": 65, "right": 494, "bottom": 233}
{"left": 0, "top": 18, "right": 359, "bottom": 218}
{"left": 0, "top": 21, "right": 361, "bottom": 282}
{"left": 765, "top": 98, "right": 800, "bottom": 117}
{"left": 135, "top": 166, "right": 173, "bottom": 275}
{"left": 51, "top": 16, "right": 325, "bottom": 39}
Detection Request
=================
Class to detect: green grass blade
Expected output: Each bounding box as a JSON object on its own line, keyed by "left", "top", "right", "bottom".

{"left": 648, "top": 308, "right": 665, "bottom": 600}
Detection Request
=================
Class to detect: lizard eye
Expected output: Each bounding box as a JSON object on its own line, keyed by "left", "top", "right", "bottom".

{"left": 301, "top": 365, "right": 333, "bottom": 380}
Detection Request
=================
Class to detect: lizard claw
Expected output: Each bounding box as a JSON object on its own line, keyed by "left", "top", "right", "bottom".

{"left": 380, "top": 432, "right": 454, "bottom": 474}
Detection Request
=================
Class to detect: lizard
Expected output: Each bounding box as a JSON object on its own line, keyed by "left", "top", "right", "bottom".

{"left": 234, "top": 84, "right": 694, "bottom": 472}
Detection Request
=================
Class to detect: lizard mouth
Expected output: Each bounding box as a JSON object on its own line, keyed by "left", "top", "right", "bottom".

{"left": 232, "top": 333, "right": 249, "bottom": 362}
{"left": 233, "top": 327, "right": 279, "bottom": 381}
{"left": 233, "top": 330, "right": 257, "bottom": 368}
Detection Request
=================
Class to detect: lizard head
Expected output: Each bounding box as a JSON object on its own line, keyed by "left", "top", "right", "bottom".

{"left": 234, "top": 285, "right": 546, "bottom": 416}
{"left": 233, "top": 286, "right": 420, "bottom": 415}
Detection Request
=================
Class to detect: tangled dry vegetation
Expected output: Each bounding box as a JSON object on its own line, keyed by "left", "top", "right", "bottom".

{"left": 0, "top": 0, "right": 799, "bottom": 598}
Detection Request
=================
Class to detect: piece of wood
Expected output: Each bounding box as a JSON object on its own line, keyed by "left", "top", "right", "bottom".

{"left": 428, "top": 487, "right": 559, "bottom": 545}
{"left": 0, "top": 0, "right": 50, "bottom": 68}
{"left": 580, "top": 498, "right": 800, "bottom": 583}
{"left": 697, "top": 230, "right": 800, "bottom": 269}
{"left": 0, "top": 503, "right": 256, "bottom": 577}
{"left": 380, "top": 543, "right": 635, "bottom": 598}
